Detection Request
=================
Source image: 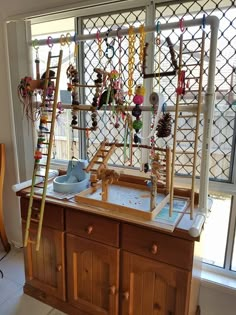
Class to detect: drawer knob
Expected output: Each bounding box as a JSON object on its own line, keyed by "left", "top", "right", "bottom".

{"left": 109, "top": 285, "right": 116, "bottom": 295}
{"left": 123, "top": 291, "right": 129, "bottom": 300}
{"left": 86, "top": 225, "right": 93, "bottom": 235}
{"left": 56, "top": 264, "right": 62, "bottom": 272}
{"left": 151, "top": 243, "right": 158, "bottom": 255}
{"left": 154, "top": 303, "right": 161, "bottom": 310}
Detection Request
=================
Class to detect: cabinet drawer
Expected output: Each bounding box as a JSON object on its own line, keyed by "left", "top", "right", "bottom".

{"left": 66, "top": 210, "right": 119, "bottom": 247}
{"left": 21, "top": 197, "right": 64, "bottom": 230}
{"left": 121, "top": 224, "right": 194, "bottom": 270}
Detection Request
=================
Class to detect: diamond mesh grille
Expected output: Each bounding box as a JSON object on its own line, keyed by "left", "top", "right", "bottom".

{"left": 81, "top": 1, "right": 236, "bottom": 182}
{"left": 82, "top": 8, "right": 145, "bottom": 167}
{"left": 155, "top": 0, "right": 236, "bottom": 182}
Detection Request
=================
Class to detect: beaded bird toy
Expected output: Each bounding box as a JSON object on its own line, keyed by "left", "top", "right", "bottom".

{"left": 132, "top": 85, "right": 145, "bottom": 144}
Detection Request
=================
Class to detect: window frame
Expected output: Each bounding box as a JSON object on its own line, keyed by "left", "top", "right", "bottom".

{"left": 22, "top": 0, "right": 236, "bottom": 282}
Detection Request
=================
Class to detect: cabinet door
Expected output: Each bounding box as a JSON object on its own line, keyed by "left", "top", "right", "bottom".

{"left": 23, "top": 223, "right": 65, "bottom": 301}
{"left": 121, "top": 251, "right": 191, "bottom": 315}
{"left": 67, "top": 234, "right": 119, "bottom": 315}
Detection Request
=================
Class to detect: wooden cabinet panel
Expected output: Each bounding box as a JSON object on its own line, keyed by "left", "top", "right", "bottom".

{"left": 21, "top": 197, "right": 64, "bottom": 230}
{"left": 66, "top": 210, "right": 119, "bottom": 247}
{"left": 121, "top": 251, "right": 191, "bottom": 315}
{"left": 23, "top": 223, "right": 66, "bottom": 301}
{"left": 121, "top": 223, "right": 193, "bottom": 270}
{"left": 66, "top": 234, "right": 119, "bottom": 315}
{"left": 20, "top": 196, "right": 197, "bottom": 315}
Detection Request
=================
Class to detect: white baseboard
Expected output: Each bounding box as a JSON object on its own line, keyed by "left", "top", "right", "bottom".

{"left": 10, "top": 239, "right": 23, "bottom": 249}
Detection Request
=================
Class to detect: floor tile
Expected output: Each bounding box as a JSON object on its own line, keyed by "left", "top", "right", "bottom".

{"left": 0, "top": 246, "right": 19, "bottom": 262}
{"left": 0, "top": 249, "right": 25, "bottom": 285}
{"left": 0, "top": 242, "right": 3, "bottom": 249}
{"left": 0, "top": 277, "right": 22, "bottom": 305}
{"left": 0, "top": 288, "right": 53, "bottom": 315}
{"left": 0, "top": 243, "right": 8, "bottom": 260}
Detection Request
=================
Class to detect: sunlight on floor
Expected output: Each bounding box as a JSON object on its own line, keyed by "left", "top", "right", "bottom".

{"left": 202, "top": 195, "right": 231, "bottom": 268}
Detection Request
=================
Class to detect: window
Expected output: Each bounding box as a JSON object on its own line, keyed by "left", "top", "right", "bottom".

{"left": 203, "top": 194, "right": 231, "bottom": 268}
{"left": 82, "top": 8, "right": 145, "bottom": 166}
{"left": 31, "top": 18, "right": 76, "bottom": 160}
{"left": 154, "top": 0, "right": 236, "bottom": 277}
{"left": 28, "top": 0, "right": 236, "bottom": 279}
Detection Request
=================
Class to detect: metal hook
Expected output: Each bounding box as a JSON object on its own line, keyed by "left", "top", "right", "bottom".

{"left": 116, "top": 27, "right": 122, "bottom": 39}
{"left": 46, "top": 36, "right": 53, "bottom": 49}
{"left": 162, "top": 102, "right": 167, "bottom": 114}
{"left": 32, "top": 39, "right": 39, "bottom": 51}
{"left": 105, "top": 28, "right": 115, "bottom": 59}
{"left": 60, "top": 34, "right": 66, "bottom": 46}
{"left": 179, "top": 18, "right": 184, "bottom": 32}
{"left": 202, "top": 14, "right": 206, "bottom": 31}
{"left": 156, "top": 21, "right": 160, "bottom": 34}
{"left": 66, "top": 33, "right": 71, "bottom": 46}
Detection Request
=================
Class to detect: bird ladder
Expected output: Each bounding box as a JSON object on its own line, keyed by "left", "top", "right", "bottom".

{"left": 24, "top": 50, "right": 63, "bottom": 251}
{"left": 170, "top": 30, "right": 206, "bottom": 219}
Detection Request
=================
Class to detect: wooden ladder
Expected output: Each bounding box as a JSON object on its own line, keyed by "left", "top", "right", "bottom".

{"left": 170, "top": 30, "right": 205, "bottom": 218}
{"left": 24, "top": 50, "right": 63, "bottom": 251}
{"left": 85, "top": 140, "right": 117, "bottom": 175}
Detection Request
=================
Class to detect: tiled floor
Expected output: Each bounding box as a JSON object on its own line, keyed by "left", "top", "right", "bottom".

{"left": 0, "top": 243, "right": 66, "bottom": 315}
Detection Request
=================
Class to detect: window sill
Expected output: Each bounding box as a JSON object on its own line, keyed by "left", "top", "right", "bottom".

{"left": 201, "top": 269, "right": 236, "bottom": 295}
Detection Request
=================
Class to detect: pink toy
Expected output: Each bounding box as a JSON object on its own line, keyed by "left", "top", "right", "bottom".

{"left": 133, "top": 94, "right": 144, "bottom": 105}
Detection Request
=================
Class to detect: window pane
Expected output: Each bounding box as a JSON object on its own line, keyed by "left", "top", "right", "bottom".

{"left": 231, "top": 198, "right": 236, "bottom": 271}
{"left": 82, "top": 8, "right": 146, "bottom": 168}
{"left": 202, "top": 195, "right": 231, "bottom": 267}
{"left": 156, "top": 1, "right": 236, "bottom": 182}
{"left": 31, "top": 18, "right": 75, "bottom": 160}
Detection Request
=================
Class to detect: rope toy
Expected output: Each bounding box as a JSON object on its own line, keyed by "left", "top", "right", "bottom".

{"left": 139, "top": 24, "right": 146, "bottom": 70}
{"left": 96, "top": 30, "right": 103, "bottom": 60}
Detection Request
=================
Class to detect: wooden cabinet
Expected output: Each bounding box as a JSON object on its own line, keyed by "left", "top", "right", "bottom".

{"left": 20, "top": 196, "right": 200, "bottom": 315}
{"left": 121, "top": 223, "right": 194, "bottom": 270}
{"left": 66, "top": 234, "right": 119, "bottom": 315}
{"left": 121, "top": 251, "right": 191, "bottom": 315}
{"left": 21, "top": 197, "right": 64, "bottom": 230}
{"left": 66, "top": 209, "right": 119, "bottom": 247}
{"left": 23, "top": 223, "right": 66, "bottom": 301}
{"left": 66, "top": 210, "right": 120, "bottom": 315}
{"left": 21, "top": 197, "right": 66, "bottom": 301}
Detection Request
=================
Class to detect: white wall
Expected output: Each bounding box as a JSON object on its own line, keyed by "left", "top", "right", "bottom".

{"left": 199, "top": 284, "right": 236, "bottom": 315}
{"left": 0, "top": 19, "right": 22, "bottom": 245}
{"left": 0, "top": 0, "right": 125, "bottom": 20}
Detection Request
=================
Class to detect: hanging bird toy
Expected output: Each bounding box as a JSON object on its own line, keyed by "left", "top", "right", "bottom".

{"left": 132, "top": 85, "right": 145, "bottom": 144}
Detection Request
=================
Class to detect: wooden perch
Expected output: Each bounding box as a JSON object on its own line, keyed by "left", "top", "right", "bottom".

{"left": 142, "top": 37, "right": 179, "bottom": 79}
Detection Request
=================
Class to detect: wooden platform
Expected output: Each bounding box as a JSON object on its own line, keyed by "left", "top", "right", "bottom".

{"left": 76, "top": 179, "right": 173, "bottom": 220}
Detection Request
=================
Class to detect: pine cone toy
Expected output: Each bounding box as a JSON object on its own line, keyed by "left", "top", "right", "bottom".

{"left": 156, "top": 112, "right": 172, "bottom": 138}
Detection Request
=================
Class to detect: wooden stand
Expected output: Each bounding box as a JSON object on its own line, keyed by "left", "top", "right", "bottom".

{"left": 0, "top": 144, "right": 10, "bottom": 252}
{"left": 75, "top": 142, "right": 174, "bottom": 221}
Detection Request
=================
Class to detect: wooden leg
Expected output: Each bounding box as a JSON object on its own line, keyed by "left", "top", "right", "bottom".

{"left": 196, "top": 305, "right": 201, "bottom": 315}
{"left": 0, "top": 188, "right": 10, "bottom": 252}
{"left": 0, "top": 143, "right": 10, "bottom": 253}
{"left": 0, "top": 222, "right": 10, "bottom": 252}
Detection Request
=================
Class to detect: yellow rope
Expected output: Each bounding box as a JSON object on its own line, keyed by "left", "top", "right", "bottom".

{"left": 128, "top": 26, "right": 135, "bottom": 98}
{"left": 156, "top": 31, "right": 161, "bottom": 93}
{"left": 139, "top": 24, "right": 146, "bottom": 71}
